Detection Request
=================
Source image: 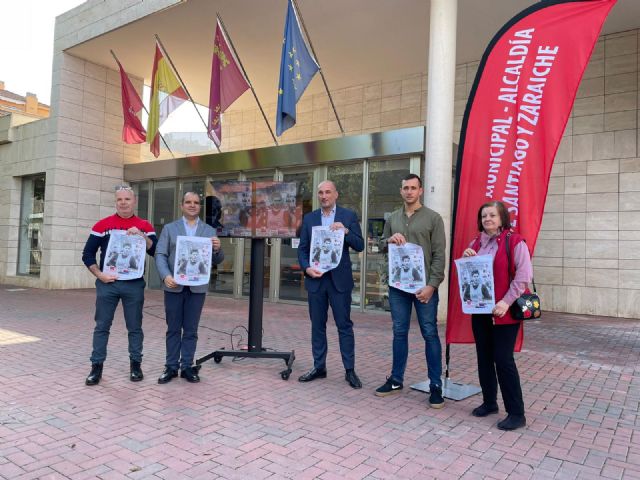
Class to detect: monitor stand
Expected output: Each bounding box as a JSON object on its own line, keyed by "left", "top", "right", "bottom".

{"left": 196, "top": 238, "right": 295, "bottom": 379}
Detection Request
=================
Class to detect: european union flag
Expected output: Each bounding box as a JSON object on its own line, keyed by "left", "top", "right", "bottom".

{"left": 276, "top": 0, "right": 319, "bottom": 136}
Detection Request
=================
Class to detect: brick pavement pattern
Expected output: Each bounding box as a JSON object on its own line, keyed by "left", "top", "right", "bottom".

{"left": 0, "top": 286, "right": 639, "bottom": 479}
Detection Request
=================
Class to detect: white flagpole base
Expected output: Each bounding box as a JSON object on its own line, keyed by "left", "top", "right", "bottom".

{"left": 410, "top": 377, "right": 482, "bottom": 401}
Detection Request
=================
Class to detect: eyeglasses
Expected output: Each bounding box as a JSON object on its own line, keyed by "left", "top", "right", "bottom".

{"left": 114, "top": 185, "right": 133, "bottom": 192}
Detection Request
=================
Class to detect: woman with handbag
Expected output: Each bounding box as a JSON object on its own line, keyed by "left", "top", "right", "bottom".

{"left": 462, "top": 200, "right": 532, "bottom": 431}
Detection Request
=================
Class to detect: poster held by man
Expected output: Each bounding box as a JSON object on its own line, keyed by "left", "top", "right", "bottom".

{"left": 174, "top": 236, "right": 213, "bottom": 287}
{"left": 103, "top": 230, "right": 146, "bottom": 280}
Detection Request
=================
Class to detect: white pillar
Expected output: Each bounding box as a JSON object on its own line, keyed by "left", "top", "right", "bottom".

{"left": 424, "top": 0, "right": 457, "bottom": 318}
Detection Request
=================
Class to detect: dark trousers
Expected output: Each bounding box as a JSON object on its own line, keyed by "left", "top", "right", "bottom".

{"left": 471, "top": 314, "right": 525, "bottom": 415}
{"left": 164, "top": 288, "right": 206, "bottom": 370}
{"left": 307, "top": 276, "right": 355, "bottom": 370}
{"left": 91, "top": 278, "right": 145, "bottom": 364}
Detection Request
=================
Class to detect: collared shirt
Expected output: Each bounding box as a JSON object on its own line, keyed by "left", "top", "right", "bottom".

{"left": 470, "top": 231, "right": 533, "bottom": 306}
{"left": 382, "top": 205, "right": 446, "bottom": 288}
{"left": 182, "top": 217, "right": 199, "bottom": 237}
{"left": 320, "top": 206, "right": 336, "bottom": 227}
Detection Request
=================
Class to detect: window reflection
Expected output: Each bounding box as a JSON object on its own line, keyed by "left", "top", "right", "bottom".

{"left": 279, "top": 171, "right": 314, "bottom": 301}
{"left": 17, "top": 174, "right": 46, "bottom": 276}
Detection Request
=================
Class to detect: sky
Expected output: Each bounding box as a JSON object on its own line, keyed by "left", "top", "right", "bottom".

{"left": 0, "top": 0, "right": 87, "bottom": 104}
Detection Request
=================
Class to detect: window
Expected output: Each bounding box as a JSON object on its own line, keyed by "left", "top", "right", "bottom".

{"left": 17, "top": 174, "right": 46, "bottom": 276}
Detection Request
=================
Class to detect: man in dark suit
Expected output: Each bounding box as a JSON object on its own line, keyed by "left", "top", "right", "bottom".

{"left": 297, "top": 180, "right": 364, "bottom": 388}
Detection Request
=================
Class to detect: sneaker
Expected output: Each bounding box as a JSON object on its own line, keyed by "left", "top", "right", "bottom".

{"left": 375, "top": 377, "right": 403, "bottom": 397}
{"left": 429, "top": 385, "right": 445, "bottom": 409}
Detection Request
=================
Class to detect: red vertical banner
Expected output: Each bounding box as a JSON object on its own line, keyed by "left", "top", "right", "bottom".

{"left": 446, "top": 0, "right": 617, "bottom": 347}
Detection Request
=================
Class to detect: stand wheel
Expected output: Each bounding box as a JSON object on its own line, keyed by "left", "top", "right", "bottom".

{"left": 213, "top": 354, "right": 222, "bottom": 364}
{"left": 193, "top": 365, "right": 201, "bottom": 373}
{"left": 280, "top": 369, "right": 291, "bottom": 380}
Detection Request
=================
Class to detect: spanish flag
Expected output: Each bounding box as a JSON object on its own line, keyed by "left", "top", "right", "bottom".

{"left": 146, "top": 42, "right": 188, "bottom": 158}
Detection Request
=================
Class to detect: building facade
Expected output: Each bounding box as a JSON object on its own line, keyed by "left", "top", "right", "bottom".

{"left": 0, "top": 0, "right": 637, "bottom": 318}
{"left": 0, "top": 81, "right": 50, "bottom": 120}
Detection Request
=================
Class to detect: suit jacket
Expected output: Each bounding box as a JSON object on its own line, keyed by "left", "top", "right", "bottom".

{"left": 297, "top": 205, "right": 364, "bottom": 293}
{"left": 155, "top": 218, "right": 224, "bottom": 294}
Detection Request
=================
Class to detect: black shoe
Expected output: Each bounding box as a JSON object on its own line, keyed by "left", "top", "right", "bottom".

{"left": 497, "top": 414, "right": 526, "bottom": 431}
{"left": 472, "top": 403, "right": 499, "bottom": 417}
{"left": 429, "top": 385, "right": 445, "bottom": 409}
{"left": 85, "top": 363, "right": 103, "bottom": 386}
{"left": 180, "top": 367, "right": 200, "bottom": 383}
{"left": 158, "top": 368, "right": 178, "bottom": 384}
{"left": 130, "top": 360, "right": 143, "bottom": 382}
{"left": 345, "top": 369, "right": 362, "bottom": 389}
{"left": 375, "top": 377, "right": 403, "bottom": 397}
{"left": 298, "top": 367, "right": 327, "bottom": 382}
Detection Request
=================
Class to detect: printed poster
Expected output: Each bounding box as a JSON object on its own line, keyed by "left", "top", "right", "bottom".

{"left": 103, "top": 230, "right": 146, "bottom": 280}
{"left": 173, "top": 236, "right": 213, "bottom": 286}
{"left": 310, "top": 226, "right": 344, "bottom": 273}
{"left": 388, "top": 243, "right": 426, "bottom": 294}
{"left": 454, "top": 254, "right": 495, "bottom": 314}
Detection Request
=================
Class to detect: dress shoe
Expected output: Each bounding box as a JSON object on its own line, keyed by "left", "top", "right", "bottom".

{"left": 85, "top": 363, "right": 103, "bottom": 386}
{"left": 472, "top": 403, "right": 499, "bottom": 417}
{"left": 180, "top": 367, "right": 200, "bottom": 383}
{"left": 298, "top": 367, "right": 327, "bottom": 382}
{"left": 345, "top": 369, "right": 362, "bottom": 389}
{"left": 497, "top": 414, "right": 526, "bottom": 431}
{"left": 158, "top": 368, "right": 178, "bottom": 384}
{"left": 130, "top": 360, "right": 143, "bottom": 382}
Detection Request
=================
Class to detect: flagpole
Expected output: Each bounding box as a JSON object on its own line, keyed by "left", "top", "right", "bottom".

{"left": 110, "top": 50, "right": 175, "bottom": 158}
{"left": 290, "top": 0, "right": 344, "bottom": 136}
{"left": 217, "top": 14, "right": 278, "bottom": 146}
{"left": 153, "top": 35, "right": 222, "bottom": 153}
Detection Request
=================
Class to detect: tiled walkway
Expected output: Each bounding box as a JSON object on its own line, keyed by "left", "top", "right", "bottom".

{"left": 0, "top": 286, "right": 638, "bottom": 479}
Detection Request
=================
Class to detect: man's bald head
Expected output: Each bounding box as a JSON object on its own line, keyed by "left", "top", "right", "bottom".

{"left": 317, "top": 180, "right": 339, "bottom": 212}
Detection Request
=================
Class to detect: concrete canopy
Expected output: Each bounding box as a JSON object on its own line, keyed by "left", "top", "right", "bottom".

{"left": 64, "top": 0, "right": 640, "bottom": 111}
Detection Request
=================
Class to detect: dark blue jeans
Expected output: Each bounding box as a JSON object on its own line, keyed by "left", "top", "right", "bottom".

{"left": 388, "top": 286, "right": 442, "bottom": 388}
{"left": 164, "top": 288, "right": 206, "bottom": 370}
{"left": 90, "top": 278, "right": 145, "bottom": 364}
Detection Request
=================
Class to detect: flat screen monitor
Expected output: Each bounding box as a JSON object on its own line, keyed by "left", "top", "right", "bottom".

{"left": 206, "top": 180, "right": 301, "bottom": 238}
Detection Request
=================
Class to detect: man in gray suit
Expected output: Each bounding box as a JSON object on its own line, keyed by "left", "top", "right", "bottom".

{"left": 155, "top": 192, "right": 224, "bottom": 384}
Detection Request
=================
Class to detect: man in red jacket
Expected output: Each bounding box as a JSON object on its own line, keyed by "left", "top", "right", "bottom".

{"left": 81, "top": 185, "right": 157, "bottom": 386}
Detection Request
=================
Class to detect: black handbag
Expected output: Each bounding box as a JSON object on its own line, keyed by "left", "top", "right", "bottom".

{"left": 506, "top": 234, "right": 541, "bottom": 320}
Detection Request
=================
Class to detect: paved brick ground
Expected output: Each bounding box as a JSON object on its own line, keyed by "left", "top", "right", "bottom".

{"left": 0, "top": 286, "right": 639, "bottom": 479}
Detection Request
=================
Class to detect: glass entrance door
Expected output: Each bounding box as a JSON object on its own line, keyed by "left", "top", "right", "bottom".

{"left": 148, "top": 180, "right": 177, "bottom": 289}
{"left": 327, "top": 163, "right": 364, "bottom": 306}
{"left": 279, "top": 170, "right": 314, "bottom": 301}
{"left": 364, "top": 159, "right": 410, "bottom": 310}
